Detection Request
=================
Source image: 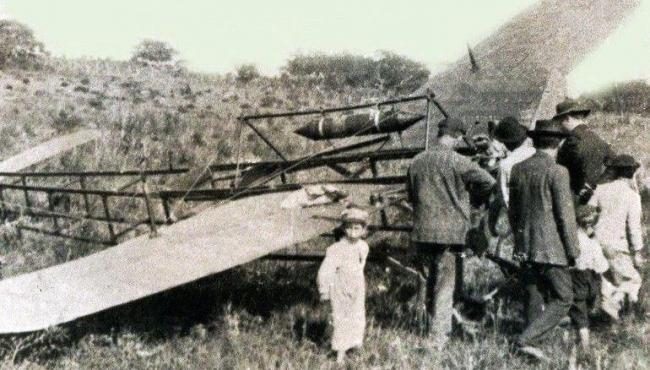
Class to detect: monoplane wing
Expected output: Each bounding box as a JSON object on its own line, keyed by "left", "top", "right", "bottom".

{"left": 405, "top": 0, "right": 639, "bottom": 144}
{"left": 0, "top": 129, "right": 100, "bottom": 181}
{"left": 0, "top": 184, "right": 377, "bottom": 333}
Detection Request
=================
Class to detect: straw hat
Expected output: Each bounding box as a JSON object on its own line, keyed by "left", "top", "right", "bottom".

{"left": 340, "top": 207, "right": 369, "bottom": 224}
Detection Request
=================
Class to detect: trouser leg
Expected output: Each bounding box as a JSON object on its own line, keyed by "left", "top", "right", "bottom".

{"left": 454, "top": 253, "right": 464, "bottom": 302}
{"left": 570, "top": 270, "right": 590, "bottom": 330}
{"left": 523, "top": 266, "right": 545, "bottom": 326}
{"left": 431, "top": 249, "right": 457, "bottom": 340}
{"left": 414, "top": 244, "right": 434, "bottom": 333}
{"left": 518, "top": 265, "right": 573, "bottom": 345}
{"left": 610, "top": 254, "right": 642, "bottom": 303}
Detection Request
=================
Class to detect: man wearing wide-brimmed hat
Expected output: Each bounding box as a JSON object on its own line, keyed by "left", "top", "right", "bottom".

{"left": 588, "top": 154, "right": 646, "bottom": 317}
{"left": 554, "top": 98, "right": 615, "bottom": 203}
{"left": 508, "top": 119, "right": 580, "bottom": 361}
{"left": 406, "top": 117, "right": 495, "bottom": 346}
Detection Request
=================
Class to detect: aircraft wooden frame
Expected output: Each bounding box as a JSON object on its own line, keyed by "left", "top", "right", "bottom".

{"left": 0, "top": 0, "right": 639, "bottom": 334}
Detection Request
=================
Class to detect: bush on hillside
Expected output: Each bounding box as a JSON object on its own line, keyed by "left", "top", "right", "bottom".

{"left": 0, "top": 20, "right": 48, "bottom": 69}
{"left": 376, "top": 51, "right": 430, "bottom": 95}
{"left": 236, "top": 64, "right": 261, "bottom": 84}
{"left": 130, "top": 39, "right": 177, "bottom": 65}
{"left": 50, "top": 106, "right": 82, "bottom": 131}
{"left": 582, "top": 80, "right": 650, "bottom": 115}
{"left": 283, "top": 51, "right": 430, "bottom": 95}
{"left": 284, "top": 53, "right": 377, "bottom": 91}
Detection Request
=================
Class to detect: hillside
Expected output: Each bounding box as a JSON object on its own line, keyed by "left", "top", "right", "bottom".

{"left": 0, "top": 57, "right": 397, "bottom": 277}
{"left": 0, "top": 55, "right": 648, "bottom": 369}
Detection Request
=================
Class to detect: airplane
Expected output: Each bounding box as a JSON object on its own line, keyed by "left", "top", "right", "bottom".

{"left": 0, "top": 0, "right": 640, "bottom": 334}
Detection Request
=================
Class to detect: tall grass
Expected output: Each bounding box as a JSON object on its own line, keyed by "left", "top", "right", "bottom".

{"left": 0, "top": 58, "right": 647, "bottom": 368}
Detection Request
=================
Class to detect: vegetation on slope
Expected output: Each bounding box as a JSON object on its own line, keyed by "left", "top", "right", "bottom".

{"left": 0, "top": 21, "right": 647, "bottom": 369}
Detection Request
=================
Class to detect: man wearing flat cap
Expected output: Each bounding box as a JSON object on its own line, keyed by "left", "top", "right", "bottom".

{"left": 508, "top": 120, "right": 580, "bottom": 360}
{"left": 554, "top": 98, "right": 615, "bottom": 203}
{"left": 407, "top": 117, "right": 495, "bottom": 345}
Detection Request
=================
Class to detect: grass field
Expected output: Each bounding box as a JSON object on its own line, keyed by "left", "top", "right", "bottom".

{"left": 0, "top": 59, "right": 648, "bottom": 369}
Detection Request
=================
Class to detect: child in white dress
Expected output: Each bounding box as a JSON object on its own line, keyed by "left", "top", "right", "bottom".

{"left": 317, "top": 207, "right": 369, "bottom": 364}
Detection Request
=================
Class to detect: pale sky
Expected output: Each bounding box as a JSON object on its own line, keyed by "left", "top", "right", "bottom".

{"left": 2, "top": 0, "right": 649, "bottom": 95}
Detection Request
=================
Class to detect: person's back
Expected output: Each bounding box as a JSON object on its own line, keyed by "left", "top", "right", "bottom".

{"left": 406, "top": 117, "right": 494, "bottom": 346}
{"left": 509, "top": 152, "right": 578, "bottom": 265}
{"left": 588, "top": 154, "right": 645, "bottom": 313}
{"left": 408, "top": 147, "right": 493, "bottom": 245}
{"left": 553, "top": 98, "right": 615, "bottom": 199}
{"left": 590, "top": 179, "right": 643, "bottom": 252}
{"left": 508, "top": 119, "right": 582, "bottom": 360}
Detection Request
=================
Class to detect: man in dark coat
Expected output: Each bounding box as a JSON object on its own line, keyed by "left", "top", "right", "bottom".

{"left": 406, "top": 117, "right": 495, "bottom": 346}
{"left": 554, "top": 98, "right": 615, "bottom": 203}
{"left": 509, "top": 119, "right": 580, "bottom": 360}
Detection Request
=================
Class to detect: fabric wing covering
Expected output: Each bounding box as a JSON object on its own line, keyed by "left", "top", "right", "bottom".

{"left": 0, "top": 129, "right": 101, "bottom": 180}
{"left": 0, "top": 185, "right": 377, "bottom": 333}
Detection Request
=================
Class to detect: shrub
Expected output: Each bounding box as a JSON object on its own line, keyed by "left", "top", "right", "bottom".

{"left": 236, "top": 64, "right": 261, "bottom": 84}
{"left": 0, "top": 20, "right": 48, "bottom": 69}
{"left": 376, "top": 50, "right": 430, "bottom": 95}
{"left": 130, "top": 39, "right": 177, "bottom": 64}
{"left": 50, "top": 106, "right": 82, "bottom": 130}
{"left": 284, "top": 52, "right": 376, "bottom": 91}
{"left": 283, "top": 51, "right": 430, "bottom": 94}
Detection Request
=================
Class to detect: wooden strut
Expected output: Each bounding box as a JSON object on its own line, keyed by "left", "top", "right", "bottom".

{"left": 20, "top": 176, "right": 31, "bottom": 216}
{"left": 101, "top": 195, "right": 116, "bottom": 244}
{"left": 232, "top": 93, "right": 447, "bottom": 193}
{"left": 425, "top": 90, "right": 432, "bottom": 151}
{"left": 239, "top": 94, "right": 431, "bottom": 120}
{"left": 0, "top": 168, "right": 189, "bottom": 179}
{"left": 369, "top": 161, "right": 389, "bottom": 226}
{"left": 233, "top": 118, "right": 245, "bottom": 188}
{"left": 240, "top": 119, "right": 288, "bottom": 184}
{"left": 46, "top": 191, "right": 61, "bottom": 235}
{"left": 18, "top": 225, "right": 114, "bottom": 246}
{"left": 140, "top": 175, "right": 159, "bottom": 238}
{"left": 0, "top": 185, "right": 5, "bottom": 221}
{"left": 210, "top": 146, "right": 419, "bottom": 173}
{"left": 78, "top": 177, "right": 92, "bottom": 217}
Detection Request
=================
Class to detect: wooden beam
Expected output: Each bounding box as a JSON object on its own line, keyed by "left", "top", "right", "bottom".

{"left": 18, "top": 225, "right": 114, "bottom": 246}
{"left": 0, "top": 168, "right": 189, "bottom": 178}
{"left": 239, "top": 94, "right": 429, "bottom": 120}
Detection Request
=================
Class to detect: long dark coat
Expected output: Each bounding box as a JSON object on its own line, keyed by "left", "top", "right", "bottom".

{"left": 556, "top": 125, "right": 615, "bottom": 195}
{"left": 509, "top": 151, "right": 580, "bottom": 266}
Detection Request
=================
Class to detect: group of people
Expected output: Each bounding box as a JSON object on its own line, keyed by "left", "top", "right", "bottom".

{"left": 315, "top": 98, "right": 646, "bottom": 364}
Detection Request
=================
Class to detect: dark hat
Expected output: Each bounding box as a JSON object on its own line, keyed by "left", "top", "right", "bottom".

{"left": 494, "top": 116, "right": 527, "bottom": 143}
{"left": 438, "top": 117, "right": 469, "bottom": 136}
{"left": 527, "top": 119, "right": 570, "bottom": 138}
{"left": 553, "top": 98, "right": 591, "bottom": 120}
{"left": 605, "top": 154, "right": 640, "bottom": 169}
